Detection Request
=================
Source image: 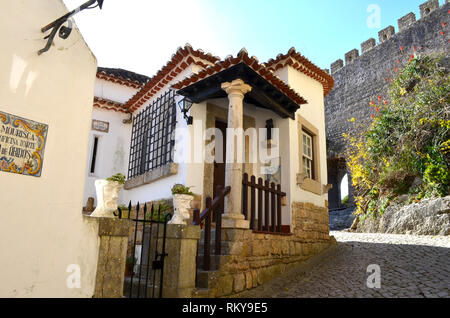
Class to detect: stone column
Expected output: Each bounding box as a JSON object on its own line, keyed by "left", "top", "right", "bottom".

{"left": 221, "top": 79, "right": 252, "bottom": 229}
{"left": 162, "top": 224, "right": 201, "bottom": 298}
{"left": 93, "top": 217, "right": 131, "bottom": 298}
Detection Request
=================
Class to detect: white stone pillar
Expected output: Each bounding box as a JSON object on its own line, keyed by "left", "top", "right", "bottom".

{"left": 221, "top": 79, "right": 252, "bottom": 229}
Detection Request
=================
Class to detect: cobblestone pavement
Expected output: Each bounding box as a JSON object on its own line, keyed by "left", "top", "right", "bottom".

{"left": 240, "top": 231, "right": 450, "bottom": 298}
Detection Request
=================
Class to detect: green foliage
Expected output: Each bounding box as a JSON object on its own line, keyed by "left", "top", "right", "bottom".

{"left": 106, "top": 173, "right": 126, "bottom": 184}
{"left": 126, "top": 255, "right": 137, "bottom": 265}
{"left": 344, "top": 54, "right": 450, "bottom": 218}
{"left": 171, "top": 184, "right": 194, "bottom": 195}
{"left": 341, "top": 195, "right": 349, "bottom": 205}
{"left": 145, "top": 200, "right": 173, "bottom": 222}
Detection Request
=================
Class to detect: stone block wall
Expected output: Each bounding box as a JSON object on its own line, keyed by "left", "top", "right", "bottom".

{"left": 93, "top": 217, "right": 132, "bottom": 298}
{"left": 200, "top": 202, "right": 335, "bottom": 297}
{"left": 291, "top": 202, "right": 330, "bottom": 241}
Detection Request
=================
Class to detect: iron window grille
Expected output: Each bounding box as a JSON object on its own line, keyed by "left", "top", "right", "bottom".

{"left": 128, "top": 90, "right": 177, "bottom": 179}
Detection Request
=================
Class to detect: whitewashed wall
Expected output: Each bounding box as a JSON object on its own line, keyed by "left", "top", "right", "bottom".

{"left": 83, "top": 78, "right": 140, "bottom": 207}
{"left": 94, "top": 78, "right": 138, "bottom": 103}
{"left": 83, "top": 107, "right": 132, "bottom": 207}
{"left": 275, "top": 65, "right": 329, "bottom": 210}
{"left": 0, "top": 0, "right": 99, "bottom": 297}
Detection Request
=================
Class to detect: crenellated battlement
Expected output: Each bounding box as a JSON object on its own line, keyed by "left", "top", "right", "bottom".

{"left": 330, "top": 0, "right": 448, "bottom": 74}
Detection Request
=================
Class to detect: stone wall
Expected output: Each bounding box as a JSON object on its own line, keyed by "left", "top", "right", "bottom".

{"left": 94, "top": 218, "right": 132, "bottom": 298}
{"left": 325, "top": 1, "right": 449, "bottom": 158}
{"left": 324, "top": 1, "right": 449, "bottom": 209}
{"left": 196, "top": 202, "right": 336, "bottom": 297}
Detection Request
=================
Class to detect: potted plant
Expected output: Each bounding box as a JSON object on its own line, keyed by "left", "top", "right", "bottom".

{"left": 125, "top": 255, "right": 137, "bottom": 277}
{"left": 169, "top": 184, "right": 194, "bottom": 225}
{"left": 91, "top": 173, "right": 126, "bottom": 218}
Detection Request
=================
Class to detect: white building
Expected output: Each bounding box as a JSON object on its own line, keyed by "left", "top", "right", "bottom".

{"left": 84, "top": 44, "right": 334, "bottom": 233}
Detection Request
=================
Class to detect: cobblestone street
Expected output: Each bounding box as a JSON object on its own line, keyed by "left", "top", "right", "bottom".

{"left": 240, "top": 231, "right": 450, "bottom": 298}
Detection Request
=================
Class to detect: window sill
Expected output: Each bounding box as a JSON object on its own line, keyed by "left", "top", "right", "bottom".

{"left": 296, "top": 173, "right": 322, "bottom": 195}
{"left": 124, "top": 163, "right": 178, "bottom": 190}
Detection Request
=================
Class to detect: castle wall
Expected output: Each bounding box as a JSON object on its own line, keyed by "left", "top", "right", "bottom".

{"left": 325, "top": 1, "right": 449, "bottom": 158}
{"left": 324, "top": 1, "right": 449, "bottom": 209}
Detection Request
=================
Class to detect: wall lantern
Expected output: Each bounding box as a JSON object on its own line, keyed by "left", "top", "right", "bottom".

{"left": 262, "top": 119, "right": 277, "bottom": 149}
{"left": 38, "top": 0, "right": 104, "bottom": 55}
{"left": 178, "top": 97, "right": 194, "bottom": 125}
{"left": 265, "top": 119, "right": 274, "bottom": 140}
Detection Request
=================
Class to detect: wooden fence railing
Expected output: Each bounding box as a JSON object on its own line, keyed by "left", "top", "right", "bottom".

{"left": 192, "top": 185, "right": 231, "bottom": 271}
{"left": 242, "top": 173, "right": 286, "bottom": 234}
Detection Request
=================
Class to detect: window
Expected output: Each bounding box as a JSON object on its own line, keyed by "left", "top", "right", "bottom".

{"left": 297, "top": 115, "right": 322, "bottom": 195}
{"left": 128, "top": 90, "right": 177, "bottom": 179}
{"left": 302, "top": 131, "right": 313, "bottom": 179}
{"left": 90, "top": 136, "right": 99, "bottom": 174}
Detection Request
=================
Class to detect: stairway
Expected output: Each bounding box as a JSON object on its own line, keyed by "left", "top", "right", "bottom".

{"left": 191, "top": 186, "right": 231, "bottom": 297}
{"left": 193, "top": 229, "right": 230, "bottom": 297}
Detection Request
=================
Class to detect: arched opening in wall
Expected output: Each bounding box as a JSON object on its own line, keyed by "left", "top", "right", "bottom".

{"left": 425, "top": 8, "right": 431, "bottom": 15}
{"left": 340, "top": 174, "right": 349, "bottom": 206}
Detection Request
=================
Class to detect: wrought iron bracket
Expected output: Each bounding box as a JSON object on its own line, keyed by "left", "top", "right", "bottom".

{"left": 38, "top": 0, "right": 104, "bottom": 55}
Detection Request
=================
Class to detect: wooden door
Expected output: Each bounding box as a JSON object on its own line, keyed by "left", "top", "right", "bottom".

{"left": 213, "top": 120, "right": 227, "bottom": 215}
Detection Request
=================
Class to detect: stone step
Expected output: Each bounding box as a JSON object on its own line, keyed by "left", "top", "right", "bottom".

{"left": 192, "top": 288, "right": 211, "bottom": 298}
{"left": 123, "top": 276, "right": 162, "bottom": 298}
{"left": 200, "top": 229, "right": 218, "bottom": 241}
{"left": 196, "top": 270, "right": 221, "bottom": 289}
{"left": 198, "top": 241, "right": 234, "bottom": 257}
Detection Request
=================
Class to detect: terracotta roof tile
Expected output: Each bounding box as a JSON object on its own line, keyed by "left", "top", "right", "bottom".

{"left": 124, "top": 44, "right": 220, "bottom": 112}
{"left": 172, "top": 48, "right": 308, "bottom": 106}
{"left": 93, "top": 97, "right": 129, "bottom": 113}
{"left": 265, "top": 47, "right": 334, "bottom": 96}
{"left": 97, "top": 67, "right": 150, "bottom": 89}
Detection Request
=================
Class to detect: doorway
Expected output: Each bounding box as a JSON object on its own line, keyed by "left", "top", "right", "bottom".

{"left": 213, "top": 120, "right": 227, "bottom": 214}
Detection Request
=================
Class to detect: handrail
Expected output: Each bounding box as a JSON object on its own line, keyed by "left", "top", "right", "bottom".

{"left": 192, "top": 186, "right": 231, "bottom": 226}
{"left": 192, "top": 185, "right": 230, "bottom": 272}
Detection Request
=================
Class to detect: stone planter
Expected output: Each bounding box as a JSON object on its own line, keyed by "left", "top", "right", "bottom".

{"left": 169, "top": 194, "right": 194, "bottom": 225}
{"left": 90, "top": 179, "right": 123, "bottom": 218}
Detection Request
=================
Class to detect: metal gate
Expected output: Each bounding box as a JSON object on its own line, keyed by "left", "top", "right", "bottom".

{"left": 118, "top": 202, "right": 170, "bottom": 298}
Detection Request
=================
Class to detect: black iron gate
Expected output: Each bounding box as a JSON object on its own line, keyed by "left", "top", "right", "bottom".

{"left": 118, "top": 202, "right": 171, "bottom": 298}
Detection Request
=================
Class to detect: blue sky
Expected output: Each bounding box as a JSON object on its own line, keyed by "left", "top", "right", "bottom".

{"left": 64, "top": 0, "right": 441, "bottom": 76}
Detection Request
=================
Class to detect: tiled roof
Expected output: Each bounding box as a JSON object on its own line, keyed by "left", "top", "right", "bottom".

{"left": 123, "top": 44, "right": 221, "bottom": 112}
{"left": 97, "top": 67, "right": 150, "bottom": 89}
{"left": 172, "top": 48, "right": 308, "bottom": 107}
{"left": 265, "top": 47, "right": 334, "bottom": 96}
{"left": 93, "top": 97, "right": 129, "bottom": 113}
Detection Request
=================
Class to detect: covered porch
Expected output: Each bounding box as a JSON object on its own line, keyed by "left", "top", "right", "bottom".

{"left": 174, "top": 50, "right": 308, "bottom": 232}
